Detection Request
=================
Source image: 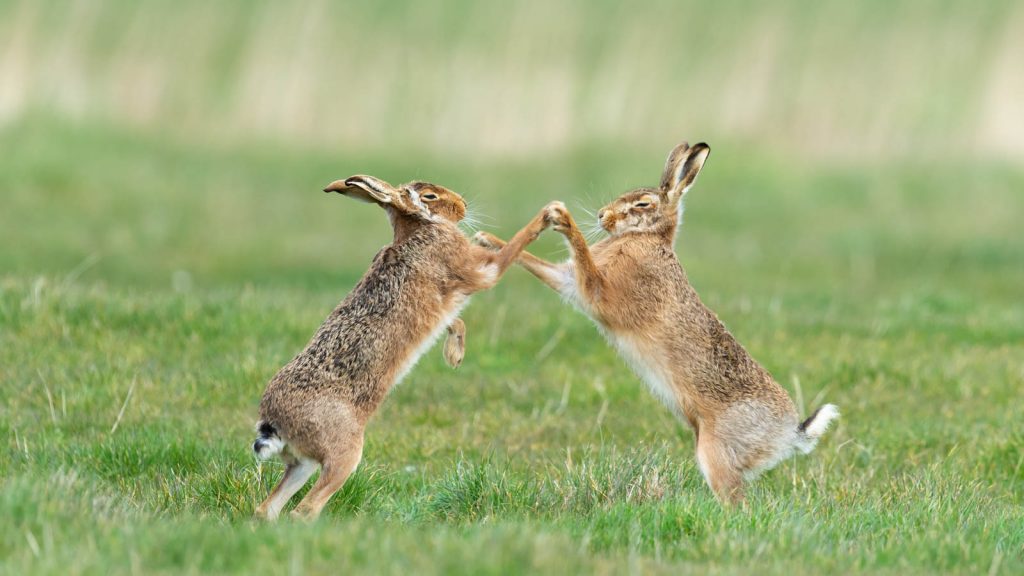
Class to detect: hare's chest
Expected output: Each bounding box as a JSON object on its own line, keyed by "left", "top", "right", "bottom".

{"left": 605, "top": 331, "right": 682, "bottom": 416}
{"left": 391, "top": 292, "right": 470, "bottom": 386}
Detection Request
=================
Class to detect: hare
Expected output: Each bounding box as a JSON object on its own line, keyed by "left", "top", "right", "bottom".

{"left": 475, "top": 142, "right": 838, "bottom": 503}
{"left": 253, "top": 175, "right": 554, "bottom": 520}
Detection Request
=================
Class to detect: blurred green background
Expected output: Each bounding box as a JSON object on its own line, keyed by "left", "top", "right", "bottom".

{"left": 2, "top": 0, "right": 1022, "bottom": 290}
{"left": 4, "top": 0, "right": 1023, "bottom": 158}
{"left": 1, "top": 1, "right": 1022, "bottom": 575}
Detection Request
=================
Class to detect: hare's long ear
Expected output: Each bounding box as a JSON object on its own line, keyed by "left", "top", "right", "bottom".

{"left": 660, "top": 142, "right": 710, "bottom": 204}
{"left": 660, "top": 141, "right": 690, "bottom": 191}
{"left": 323, "top": 175, "right": 396, "bottom": 204}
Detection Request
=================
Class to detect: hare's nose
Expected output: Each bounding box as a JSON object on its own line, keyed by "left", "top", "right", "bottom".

{"left": 598, "top": 210, "right": 607, "bottom": 220}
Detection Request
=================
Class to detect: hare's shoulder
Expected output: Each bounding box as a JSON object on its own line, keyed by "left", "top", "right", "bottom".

{"left": 595, "top": 237, "right": 682, "bottom": 282}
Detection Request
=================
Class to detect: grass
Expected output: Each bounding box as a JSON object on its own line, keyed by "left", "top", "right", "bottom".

{"left": 1, "top": 118, "right": 1022, "bottom": 574}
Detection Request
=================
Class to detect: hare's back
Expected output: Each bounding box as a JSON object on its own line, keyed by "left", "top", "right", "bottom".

{"left": 268, "top": 245, "right": 442, "bottom": 398}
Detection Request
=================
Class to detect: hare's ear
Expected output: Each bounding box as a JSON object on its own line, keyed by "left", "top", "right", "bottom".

{"left": 660, "top": 142, "right": 710, "bottom": 204}
{"left": 324, "top": 175, "right": 396, "bottom": 204}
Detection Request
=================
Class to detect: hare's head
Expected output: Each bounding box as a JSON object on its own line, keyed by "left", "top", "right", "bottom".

{"left": 403, "top": 181, "right": 467, "bottom": 223}
{"left": 596, "top": 142, "right": 710, "bottom": 237}
{"left": 324, "top": 175, "right": 467, "bottom": 224}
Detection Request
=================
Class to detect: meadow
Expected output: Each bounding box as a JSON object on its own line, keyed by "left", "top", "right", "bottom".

{"left": 2, "top": 1, "right": 1023, "bottom": 574}
{"left": 3, "top": 118, "right": 1022, "bottom": 574}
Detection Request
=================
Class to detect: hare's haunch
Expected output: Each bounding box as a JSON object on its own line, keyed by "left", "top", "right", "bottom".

{"left": 253, "top": 176, "right": 555, "bottom": 520}
{"left": 475, "top": 143, "right": 839, "bottom": 503}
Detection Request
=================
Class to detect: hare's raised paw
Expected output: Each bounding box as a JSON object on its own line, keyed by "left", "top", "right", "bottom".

{"left": 443, "top": 318, "right": 466, "bottom": 368}
{"left": 543, "top": 201, "right": 571, "bottom": 232}
{"left": 472, "top": 231, "right": 504, "bottom": 250}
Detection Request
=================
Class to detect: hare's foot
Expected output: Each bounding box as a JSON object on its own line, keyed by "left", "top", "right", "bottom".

{"left": 255, "top": 457, "right": 317, "bottom": 521}
{"left": 289, "top": 441, "right": 364, "bottom": 520}
{"left": 696, "top": 434, "right": 746, "bottom": 505}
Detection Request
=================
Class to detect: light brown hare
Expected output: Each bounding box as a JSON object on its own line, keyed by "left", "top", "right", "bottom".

{"left": 253, "top": 175, "right": 554, "bottom": 520}
{"left": 475, "top": 142, "right": 838, "bottom": 503}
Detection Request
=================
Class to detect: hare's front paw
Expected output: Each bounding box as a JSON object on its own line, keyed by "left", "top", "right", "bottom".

{"left": 443, "top": 331, "right": 465, "bottom": 368}
{"left": 472, "top": 231, "right": 501, "bottom": 250}
{"left": 544, "top": 201, "right": 571, "bottom": 232}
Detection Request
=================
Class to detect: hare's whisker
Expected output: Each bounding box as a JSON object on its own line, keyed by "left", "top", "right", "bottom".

{"left": 583, "top": 228, "right": 603, "bottom": 243}
{"left": 459, "top": 201, "right": 493, "bottom": 234}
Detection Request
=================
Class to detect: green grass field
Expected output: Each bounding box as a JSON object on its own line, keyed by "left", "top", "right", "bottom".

{"left": 2, "top": 0, "right": 1024, "bottom": 573}
{"left": 2, "top": 119, "right": 1022, "bottom": 575}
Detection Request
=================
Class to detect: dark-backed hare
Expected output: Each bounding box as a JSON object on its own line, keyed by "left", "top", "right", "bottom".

{"left": 253, "top": 176, "right": 554, "bottom": 520}
{"left": 476, "top": 143, "right": 838, "bottom": 503}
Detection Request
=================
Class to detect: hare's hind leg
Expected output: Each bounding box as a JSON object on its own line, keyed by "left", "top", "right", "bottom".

{"left": 256, "top": 454, "right": 317, "bottom": 521}
{"left": 696, "top": 432, "right": 745, "bottom": 504}
{"left": 290, "top": 435, "right": 364, "bottom": 520}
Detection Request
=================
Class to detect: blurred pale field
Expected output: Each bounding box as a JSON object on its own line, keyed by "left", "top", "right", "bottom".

{"left": 3, "top": 0, "right": 1024, "bottom": 159}
{"left": 1, "top": 1, "right": 1022, "bottom": 575}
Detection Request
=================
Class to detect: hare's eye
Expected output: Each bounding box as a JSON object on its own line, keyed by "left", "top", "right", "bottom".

{"left": 422, "top": 193, "right": 439, "bottom": 201}
{"left": 634, "top": 201, "right": 651, "bottom": 208}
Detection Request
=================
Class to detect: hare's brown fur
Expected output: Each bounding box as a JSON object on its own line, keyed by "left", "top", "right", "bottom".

{"left": 476, "top": 143, "right": 838, "bottom": 503}
{"left": 254, "top": 176, "right": 554, "bottom": 520}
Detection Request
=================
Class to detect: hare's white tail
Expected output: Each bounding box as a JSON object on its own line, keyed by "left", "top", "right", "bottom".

{"left": 795, "top": 404, "right": 840, "bottom": 454}
{"left": 252, "top": 421, "right": 285, "bottom": 460}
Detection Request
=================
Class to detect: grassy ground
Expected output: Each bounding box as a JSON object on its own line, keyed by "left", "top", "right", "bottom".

{"left": 1, "top": 119, "right": 1022, "bottom": 574}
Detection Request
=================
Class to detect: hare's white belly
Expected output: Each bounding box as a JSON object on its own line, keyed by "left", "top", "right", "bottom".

{"left": 555, "top": 264, "right": 682, "bottom": 417}
{"left": 392, "top": 294, "right": 469, "bottom": 386}
{"left": 605, "top": 332, "right": 682, "bottom": 418}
